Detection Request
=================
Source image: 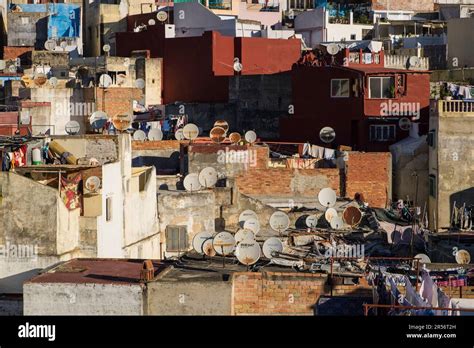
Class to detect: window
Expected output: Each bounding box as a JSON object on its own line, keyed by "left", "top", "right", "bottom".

{"left": 106, "top": 197, "right": 113, "bottom": 221}
{"left": 350, "top": 34, "right": 356, "bottom": 40}
{"left": 427, "top": 130, "right": 436, "bottom": 148}
{"left": 331, "top": 79, "right": 350, "bottom": 98}
{"left": 166, "top": 226, "right": 188, "bottom": 252}
{"left": 369, "top": 125, "right": 396, "bottom": 142}
{"left": 429, "top": 175, "right": 436, "bottom": 198}
{"left": 369, "top": 77, "right": 395, "bottom": 99}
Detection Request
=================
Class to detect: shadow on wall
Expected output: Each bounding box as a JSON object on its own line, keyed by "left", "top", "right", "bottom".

{"left": 450, "top": 187, "right": 474, "bottom": 226}
{"left": 0, "top": 269, "right": 42, "bottom": 294}
{"left": 132, "top": 153, "right": 180, "bottom": 175}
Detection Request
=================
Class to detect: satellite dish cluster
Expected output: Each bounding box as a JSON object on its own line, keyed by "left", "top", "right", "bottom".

{"left": 315, "top": 187, "right": 362, "bottom": 230}
{"left": 183, "top": 167, "right": 219, "bottom": 192}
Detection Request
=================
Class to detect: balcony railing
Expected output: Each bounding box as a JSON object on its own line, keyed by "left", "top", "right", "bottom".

{"left": 440, "top": 100, "right": 474, "bottom": 113}
{"left": 384, "top": 55, "right": 430, "bottom": 70}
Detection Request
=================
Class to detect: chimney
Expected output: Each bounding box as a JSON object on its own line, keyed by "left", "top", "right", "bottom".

{"left": 140, "top": 260, "right": 155, "bottom": 281}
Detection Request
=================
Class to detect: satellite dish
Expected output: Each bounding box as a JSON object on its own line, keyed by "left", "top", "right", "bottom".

{"left": 306, "top": 215, "right": 319, "bottom": 228}
{"left": 229, "top": 132, "right": 241, "bottom": 144}
{"left": 175, "top": 128, "right": 185, "bottom": 140}
{"left": 399, "top": 117, "right": 411, "bottom": 131}
{"left": 326, "top": 43, "right": 340, "bottom": 56}
{"left": 182, "top": 123, "right": 199, "bottom": 140}
{"left": 44, "top": 39, "right": 56, "bottom": 51}
{"left": 8, "top": 65, "right": 17, "bottom": 74}
{"left": 157, "top": 11, "right": 168, "bottom": 22}
{"left": 202, "top": 238, "right": 217, "bottom": 257}
{"left": 243, "top": 218, "right": 260, "bottom": 235}
{"left": 235, "top": 240, "right": 261, "bottom": 266}
{"left": 85, "top": 176, "right": 101, "bottom": 193}
{"left": 192, "top": 232, "right": 213, "bottom": 254}
{"left": 408, "top": 56, "right": 421, "bottom": 68}
{"left": 112, "top": 114, "right": 132, "bottom": 131}
{"left": 99, "top": 74, "right": 113, "bottom": 88}
{"left": 368, "top": 41, "right": 382, "bottom": 53}
{"left": 343, "top": 206, "right": 362, "bottom": 226}
{"left": 213, "top": 120, "right": 229, "bottom": 134}
{"left": 148, "top": 19, "right": 156, "bottom": 26}
{"left": 455, "top": 249, "right": 471, "bottom": 265}
{"left": 183, "top": 173, "right": 202, "bottom": 192}
{"left": 233, "top": 58, "right": 243, "bottom": 73}
{"left": 34, "top": 73, "right": 48, "bottom": 86}
{"left": 103, "top": 44, "right": 111, "bottom": 53}
{"left": 210, "top": 126, "right": 226, "bottom": 143}
{"left": 234, "top": 229, "right": 256, "bottom": 244}
{"left": 239, "top": 210, "right": 258, "bottom": 225}
{"left": 48, "top": 77, "right": 58, "bottom": 87}
{"left": 212, "top": 232, "right": 236, "bottom": 256}
{"left": 324, "top": 208, "right": 338, "bottom": 223}
{"left": 263, "top": 237, "right": 284, "bottom": 259}
{"left": 90, "top": 111, "right": 108, "bottom": 130}
{"left": 330, "top": 216, "right": 344, "bottom": 230}
{"left": 414, "top": 253, "right": 431, "bottom": 265}
{"left": 135, "top": 78, "right": 145, "bottom": 89}
{"left": 65, "top": 120, "right": 81, "bottom": 135}
{"left": 133, "top": 130, "right": 146, "bottom": 141}
{"left": 198, "top": 167, "right": 218, "bottom": 188}
{"left": 60, "top": 41, "right": 68, "bottom": 50}
{"left": 318, "top": 188, "right": 337, "bottom": 208}
{"left": 148, "top": 129, "right": 163, "bottom": 141}
{"left": 320, "top": 127, "right": 336, "bottom": 143}
{"left": 0, "top": 60, "right": 6, "bottom": 70}
{"left": 269, "top": 211, "right": 290, "bottom": 233}
{"left": 245, "top": 130, "right": 257, "bottom": 144}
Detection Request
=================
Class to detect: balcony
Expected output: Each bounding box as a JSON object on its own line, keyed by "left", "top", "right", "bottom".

{"left": 384, "top": 55, "right": 429, "bottom": 71}
{"left": 432, "top": 100, "right": 474, "bottom": 116}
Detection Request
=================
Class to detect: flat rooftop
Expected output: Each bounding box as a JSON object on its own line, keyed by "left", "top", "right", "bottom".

{"left": 28, "top": 259, "right": 167, "bottom": 285}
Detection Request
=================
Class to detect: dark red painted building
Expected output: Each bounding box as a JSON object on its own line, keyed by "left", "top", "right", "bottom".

{"left": 281, "top": 49, "right": 431, "bottom": 152}
{"left": 0, "top": 112, "right": 30, "bottom": 136}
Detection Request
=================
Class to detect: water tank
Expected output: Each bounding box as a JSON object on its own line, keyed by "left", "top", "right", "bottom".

{"left": 32, "top": 148, "right": 42, "bottom": 165}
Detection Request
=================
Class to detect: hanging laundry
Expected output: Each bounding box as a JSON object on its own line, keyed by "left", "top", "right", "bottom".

{"left": 60, "top": 173, "right": 82, "bottom": 211}
{"left": 458, "top": 86, "right": 472, "bottom": 99}
{"left": 324, "top": 148, "right": 336, "bottom": 160}
{"left": 301, "top": 143, "right": 311, "bottom": 157}
{"left": 405, "top": 275, "right": 429, "bottom": 307}
{"left": 419, "top": 269, "right": 435, "bottom": 306}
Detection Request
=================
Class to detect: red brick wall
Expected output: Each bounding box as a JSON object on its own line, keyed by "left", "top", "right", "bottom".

{"left": 132, "top": 140, "right": 181, "bottom": 151}
{"left": 346, "top": 152, "right": 391, "bottom": 208}
{"left": 371, "top": 0, "right": 434, "bottom": 12}
{"left": 232, "top": 272, "right": 372, "bottom": 315}
{"left": 3, "top": 46, "right": 33, "bottom": 61}
{"left": 95, "top": 88, "right": 143, "bottom": 118}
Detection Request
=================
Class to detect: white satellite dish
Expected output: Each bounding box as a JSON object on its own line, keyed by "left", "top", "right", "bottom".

{"left": 133, "top": 130, "right": 146, "bottom": 141}
{"left": 408, "top": 56, "right": 421, "bottom": 68}
{"left": 198, "top": 167, "right": 218, "bottom": 188}
{"left": 233, "top": 58, "right": 243, "bottom": 73}
{"left": 234, "top": 229, "right": 255, "bottom": 244}
{"left": 148, "top": 129, "right": 163, "bottom": 141}
{"left": 103, "top": 44, "right": 111, "bottom": 53}
{"left": 399, "top": 117, "right": 411, "bottom": 131}
{"left": 65, "top": 120, "right": 81, "bottom": 135}
{"left": 368, "top": 41, "right": 382, "bottom": 53}
{"left": 183, "top": 173, "right": 202, "bottom": 192}
{"left": 192, "top": 231, "right": 213, "bottom": 254}
{"left": 324, "top": 208, "right": 338, "bottom": 223}
{"left": 269, "top": 211, "right": 290, "bottom": 233}
{"left": 235, "top": 240, "right": 261, "bottom": 266}
{"left": 318, "top": 188, "right": 337, "bottom": 208}
{"left": 99, "top": 74, "right": 113, "bottom": 88}
{"left": 326, "top": 43, "right": 340, "bottom": 56}
{"left": 245, "top": 130, "right": 257, "bottom": 144}
{"left": 182, "top": 123, "right": 199, "bottom": 140}
{"left": 8, "top": 65, "right": 17, "bottom": 73}
{"left": 157, "top": 11, "right": 168, "bottom": 22}
{"left": 90, "top": 111, "right": 108, "bottom": 130}
{"left": 306, "top": 215, "right": 319, "bottom": 228}
{"left": 148, "top": 19, "right": 156, "bottom": 26}
{"left": 239, "top": 210, "right": 258, "bottom": 224}
{"left": 320, "top": 127, "right": 336, "bottom": 143}
{"left": 243, "top": 218, "right": 260, "bottom": 235}
{"left": 455, "top": 249, "right": 471, "bottom": 265}
{"left": 60, "top": 41, "right": 68, "bottom": 50}
{"left": 213, "top": 232, "right": 236, "bottom": 256}
{"left": 262, "top": 237, "right": 284, "bottom": 259}
{"left": 330, "top": 216, "right": 344, "bottom": 230}
{"left": 414, "top": 253, "right": 431, "bottom": 265}
{"left": 135, "top": 78, "right": 145, "bottom": 89}
{"left": 48, "top": 77, "right": 58, "bottom": 87}
{"left": 44, "top": 39, "right": 56, "bottom": 51}
{"left": 175, "top": 129, "right": 185, "bottom": 140}
{"left": 85, "top": 176, "right": 101, "bottom": 193}
{"left": 202, "top": 238, "right": 216, "bottom": 257}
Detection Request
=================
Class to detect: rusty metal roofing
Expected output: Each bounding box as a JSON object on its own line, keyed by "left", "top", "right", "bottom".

{"left": 27, "top": 259, "right": 167, "bottom": 285}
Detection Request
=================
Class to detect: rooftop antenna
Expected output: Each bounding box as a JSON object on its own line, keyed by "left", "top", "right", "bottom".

{"left": 60, "top": 41, "right": 68, "bottom": 52}
{"left": 245, "top": 130, "right": 257, "bottom": 145}
{"left": 103, "top": 44, "right": 111, "bottom": 57}
{"left": 318, "top": 188, "right": 337, "bottom": 208}
{"left": 135, "top": 78, "right": 145, "bottom": 89}
{"left": 455, "top": 249, "right": 471, "bottom": 265}
{"left": 210, "top": 126, "right": 226, "bottom": 143}
{"left": 148, "top": 129, "right": 163, "bottom": 141}
{"left": 133, "top": 130, "right": 147, "bottom": 141}
{"left": 234, "top": 229, "right": 256, "bottom": 244}
{"left": 212, "top": 232, "right": 236, "bottom": 268}
{"left": 175, "top": 128, "right": 185, "bottom": 140}
{"left": 229, "top": 132, "right": 241, "bottom": 144}
{"left": 262, "top": 237, "right": 284, "bottom": 259}
{"left": 235, "top": 240, "right": 261, "bottom": 269}
{"left": 239, "top": 210, "right": 258, "bottom": 227}
{"left": 202, "top": 238, "right": 217, "bottom": 259}
{"left": 112, "top": 114, "right": 132, "bottom": 133}
{"left": 85, "top": 176, "right": 101, "bottom": 194}
{"left": 183, "top": 173, "right": 202, "bottom": 192}
{"left": 198, "top": 167, "right": 218, "bottom": 188}
{"left": 330, "top": 216, "right": 344, "bottom": 230}
{"left": 306, "top": 215, "right": 319, "bottom": 229}
{"left": 326, "top": 43, "right": 340, "bottom": 65}
{"left": 48, "top": 77, "right": 58, "bottom": 88}
{"left": 65, "top": 120, "right": 81, "bottom": 135}
{"left": 148, "top": 19, "right": 156, "bottom": 26}
{"left": 343, "top": 206, "right": 362, "bottom": 227}
{"left": 182, "top": 123, "right": 199, "bottom": 142}
{"left": 90, "top": 111, "right": 108, "bottom": 131}
{"left": 324, "top": 207, "right": 338, "bottom": 224}
{"left": 157, "top": 11, "right": 168, "bottom": 22}
{"left": 99, "top": 74, "right": 113, "bottom": 88}
{"left": 192, "top": 231, "right": 213, "bottom": 258}
{"left": 213, "top": 120, "right": 229, "bottom": 135}
{"left": 269, "top": 211, "right": 290, "bottom": 236}
{"left": 233, "top": 57, "right": 243, "bottom": 73}
{"left": 44, "top": 39, "right": 56, "bottom": 52}
{"left": 243, "top": 217, "right": 260, "bottom": 236}
{"left": 319, "top": 127, "right": 336, "bottom": 144}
